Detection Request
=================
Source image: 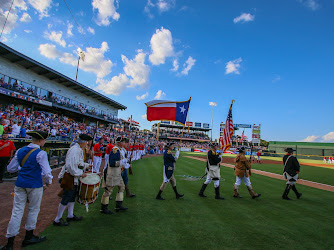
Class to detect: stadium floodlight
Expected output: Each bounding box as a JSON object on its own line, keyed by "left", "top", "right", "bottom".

{"left": 76, "top": 48, "right": 85, "bottom": 81}
{"left": 209, "top": 102, "right": 217, "bottom": 141}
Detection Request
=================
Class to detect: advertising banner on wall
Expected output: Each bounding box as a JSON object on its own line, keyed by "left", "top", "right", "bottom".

{"left": 195, "top": 122, "right": 202, "bottom": 128}
{"left": 252, "top": 124, "right": 261, "bottom": 144}
{"left": 161, "top": 121, "right": 170, "bottom": 125}
{"left": 186, "top": 121, "right": 193, "bottom": 127}
{"left": 203, "top": 123, "right": 210, "bottom": 128}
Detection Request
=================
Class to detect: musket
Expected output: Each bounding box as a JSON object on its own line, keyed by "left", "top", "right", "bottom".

{"left": 248, "top": 142, "right": 253, "bottom": 176}
{"left": 128, "top": 131, "right": 137, "bottom": 175}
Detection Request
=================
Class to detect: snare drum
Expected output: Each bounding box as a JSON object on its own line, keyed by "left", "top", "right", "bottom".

{"left": 77, "top": 173, "right": 101, "bottom": 205}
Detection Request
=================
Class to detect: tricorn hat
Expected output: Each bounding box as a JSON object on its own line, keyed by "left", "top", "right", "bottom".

{"left": 115, "top": 137, "right": 122, "bottom": 142}
{"left": 166, "top": 142, "right": 174, "bottom": 148}
{"left": 284, "top": 148, "right": 296, "bottom": 153}
{"left": 27, "top": 131, "right": 49, "bottom": 140}
{"left": 79, "top": 134, "right": 93, "bottom": 141}
{"left": 210, "top": 142, "right": 218, "bottom": 148}
{"left": 238, "top": 146, "right": 246, "bottom": 153}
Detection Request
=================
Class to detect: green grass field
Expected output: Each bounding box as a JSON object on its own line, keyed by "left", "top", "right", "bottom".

{"left": 30, "top": 155, "right": 334, "bottom": 249}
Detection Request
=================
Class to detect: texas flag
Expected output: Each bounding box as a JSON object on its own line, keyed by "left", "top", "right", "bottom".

{"left": 145, "top": 98, "right": 191, "bottom": 125}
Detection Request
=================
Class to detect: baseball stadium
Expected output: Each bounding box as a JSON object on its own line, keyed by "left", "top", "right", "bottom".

{"left": 0, "top": 1, "right": 334, "bottom": 250}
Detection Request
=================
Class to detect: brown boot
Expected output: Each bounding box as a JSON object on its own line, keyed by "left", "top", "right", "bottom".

{"left": 125, "top": 184, "right": 136, "bottom": 198}
{"left": 233, "top": 184, "right": 242, "bottom": 198}
{"left": 246, "top": 185, "right": 261, "bottom": 199}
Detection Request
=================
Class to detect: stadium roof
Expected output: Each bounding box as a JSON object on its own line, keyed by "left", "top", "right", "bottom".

{"left": 0, "top": 42, "right": 126, "bottom": 110}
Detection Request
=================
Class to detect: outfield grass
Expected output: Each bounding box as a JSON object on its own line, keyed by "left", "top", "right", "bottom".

{"left": 251, "top": 163, "right": 334, "bottom": 186}
{"left": 30, "top": 155, "right": 334, "bottom": 249}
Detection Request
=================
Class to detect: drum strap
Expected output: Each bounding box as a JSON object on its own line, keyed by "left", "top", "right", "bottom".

{"left": 20, "top": 148, "right": 38, "bottom": 167}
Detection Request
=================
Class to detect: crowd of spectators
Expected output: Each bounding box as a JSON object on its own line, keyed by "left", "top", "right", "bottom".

{"left": 0, "top": 76, "right": 118, "bottom": 122}
{"left": 0, "top": 103, "right": 212, "bottom": 151}
{"left": 157, "top": 128, "right": 210, "bottom": 141}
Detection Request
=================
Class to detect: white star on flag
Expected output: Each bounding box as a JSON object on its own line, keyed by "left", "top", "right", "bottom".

{"left": 180, "top": 105, "right": 186, "bottom": 114}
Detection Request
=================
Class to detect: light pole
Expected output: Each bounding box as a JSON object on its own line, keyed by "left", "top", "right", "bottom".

{"left": 209, "top": 102, "right": 217, "bottom": 141}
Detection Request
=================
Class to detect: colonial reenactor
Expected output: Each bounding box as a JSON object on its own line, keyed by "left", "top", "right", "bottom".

{"left": 2, "top": 131, "right": 52, "bottom": 249}
{"left": 100, "top": 137, "right": 128, "bottom": 214}
{"left": 93, "top": 137, "right": 104, "bottom": 173}
{"left": 53, "top": 134, "right": 92, "bottom": 226}
{"left": 282, "top": 148, "right": 302, "bottom": 200}
{"left": 156, "top": 142, "right": 183, "bottom": 200}
{"left": 198, "top": 143, "right": 224, "bottom": 200}
{"left": 121, "top": 140, "right": 135, "bottom": 198}
{"left": 233, "top": 147, "right": 261, "bottom": 199}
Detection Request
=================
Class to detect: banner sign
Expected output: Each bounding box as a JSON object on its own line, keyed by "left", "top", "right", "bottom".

{"left": 180, "top": 147, "right": 192, "bottom": 152}
{"left": 127, "top": 117, "right": 140, "bottom": 125}
{"left": 186, "top": 121, "right": 193, "bottom": 127}
{"left": 203, "top": 123, "right": 210, "bottom": 129}
{"left": 252, "top": 134, "right": 260, "bottom": 139}
{"left": 195, "top": 122, "right": 201, "bottom": 128}
{"left": 161, "top": 121, "right": 170, "bottom": 124}
{"left": 252, "top": 129, "right": 261, "bottom": 134}
{"left": 0, "top": 87, "right": 48, "bottom": 105}
{"left": 234, "top": 124, "right": 252, "bottom": 128}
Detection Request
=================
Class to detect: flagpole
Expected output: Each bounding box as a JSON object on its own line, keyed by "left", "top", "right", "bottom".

{"left": 75, "top": 56, "right": 80, "bottom": 81}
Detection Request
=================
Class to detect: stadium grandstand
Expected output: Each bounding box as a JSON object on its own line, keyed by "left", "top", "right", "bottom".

{"left": 0, "top": 42, "right": 126, "bottom": 125}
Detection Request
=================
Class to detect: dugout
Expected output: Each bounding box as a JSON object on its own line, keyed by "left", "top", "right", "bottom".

{"left": 268, "top": 141, "right": 334, "bottom": 160}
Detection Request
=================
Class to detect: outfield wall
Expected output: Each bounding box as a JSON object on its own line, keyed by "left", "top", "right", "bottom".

{"left": 268, "top": 141, "right": 334, "bottom": 159}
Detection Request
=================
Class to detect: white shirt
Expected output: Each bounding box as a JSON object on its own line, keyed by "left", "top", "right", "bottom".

{"left": 51, "top": 128, "right": 57, "bottom": 136}
{"left": 11, "top": 124, "right": 21, "bottom": 136}
{"left": 7, "top": 143, "right": 53, "bottom": 184}
{"left": 58, "top": 143, "right": 89, "bottom": 185}
{"left": 120, "top": 147, "right": 130, "bottom": 169}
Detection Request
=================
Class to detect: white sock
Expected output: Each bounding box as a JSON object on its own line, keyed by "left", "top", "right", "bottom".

{"left": 67, "top": 202, "right": 75, "bottom": 218}
{"left": 55, "top": 204, "right": 67, "bottom": 223}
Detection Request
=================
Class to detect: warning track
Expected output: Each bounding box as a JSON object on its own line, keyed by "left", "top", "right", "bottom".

{"left": 185, "top": 156, "right": 334, "bottom": 192}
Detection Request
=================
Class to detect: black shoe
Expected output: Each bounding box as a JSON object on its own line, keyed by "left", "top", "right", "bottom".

{"left": 1, "top": 237, "right": 14, "bottom": 250}
{"left": 156, "top": 195, "right": 165, "bottom": 200}
{"left": 233, "top": 195, "right": 242, "bottom": 198}
{"left": 100, "top": 204, "right": 113, "bottom": 214}
{"left": 53, "top": 218, "right": 69, "bottom": 226}
{"left": 199, "top": 193, "right": 207, "bottom": 197}
{"left": 282, "top": 196, "right": 291, "bottom": 200}
{"left": 115, "top": 201, "right": 128, "bottom": 212}
{"left": 176, "top": 193, "right": 184, "bottom": 199}
{"left": 67, "top": 215, "right": 83, "bottom": 222}
{"left": 252, "top": 194, "right": 261, "bottom": 199}
{"left": 22, "top": 231, "right": 46, "bottom": 247}
{"left": 215, "top": 196, "right": 225, "bottom": 200}
{"left": 296, "top": 193, "right": 302, "bottom": 199}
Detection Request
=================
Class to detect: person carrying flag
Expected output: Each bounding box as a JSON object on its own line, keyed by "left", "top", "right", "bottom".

{"left": 156, "top": 142, "right": 184, "bottom": 200}
{"left": 198, "top": 142, "right": 224, "bottom": 200}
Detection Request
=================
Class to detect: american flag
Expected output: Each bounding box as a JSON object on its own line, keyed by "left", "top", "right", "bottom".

{"left": 221, "top": 102, "right": 234, "bottom": 152}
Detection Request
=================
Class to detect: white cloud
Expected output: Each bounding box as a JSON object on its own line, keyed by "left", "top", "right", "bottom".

{"left": 209, "top": 102, "right": 217, "bottom": 106}
{"left": 157, "top": 0, "right": 175, "bottom": 12}
{"left": 19, "top": 12, "right": 32, "bottom": 22}
{"left": 87, "top": 27, "right": 95, "bottom": 34}
{"left": 144, "top": 0, "right": 175, "bottom": 17}
{"left": 302, "top": 135, "right": 320, "bottom": 142}
{"left": 141, "top": 114, "right": 147, "bottom": 120}
{"left": 149, "top": 27, "right": 174, "bottom": 65}
{"left": 144, "top": 0, "right": 155, "bottom": 19}
{"left": 28, "top": 0, "right": 53, "bottom": 18}
{"left": 154, "top": 90, "right": 166, "bottom": 100}
{"left": 39, "top": 42, "right": 114, "bottom": 78}
{"left": 92, "top": 0, "right": 120, "bottom": 26}
{"left": 136, "top": 92, "right": 149, "bottom": 100}
{"left": 181, "top": 56, "right": 196, "bottom": 75}
{"left": 77, "top": 26, "right": 85, "bottom": 34}
{"left": 0, "top": 10, "right": 18, "bottom": 35}
{"left": 233, "top": 13, "right": 255, "bottom": 23}
{"left": 67, "top": 23, "right": 73, "bottom": 36}
{"left": 323, "top": 132, "right": 334, "bottom": 142}
{"left": 225, "top": 58, "right": 242, "bottom": 75}
{"left": 297, "top": 0, "right": 320, "bottom": 10}
{"left": 171, "top": 59, "right": 179, "bottom": 71}
{"left": 122, "top": 49, "right": 150, "bottom": 88}
{"left": 38, "top": 43, "right": 61, "bottom": 59}
{"left": 24, "top": 30, "right": 32, "bottom": 33}
{"left": 95, "top": 74, "right": 129, "bottom": 95}
{"left": 44, "top": 30, "right": 66, "bottom": 47}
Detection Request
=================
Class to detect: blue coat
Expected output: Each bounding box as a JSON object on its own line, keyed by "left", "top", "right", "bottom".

{"left": 163, "top": 149, "right": 176, "bottom": 179}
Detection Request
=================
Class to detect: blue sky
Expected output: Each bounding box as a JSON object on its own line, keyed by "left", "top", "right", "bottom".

{"left": 1, "top": 0, "right": 333, "bottom": 142}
